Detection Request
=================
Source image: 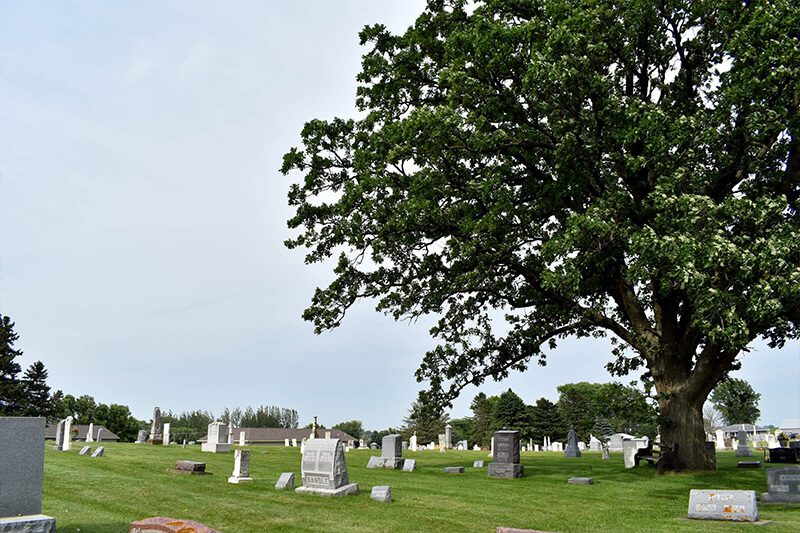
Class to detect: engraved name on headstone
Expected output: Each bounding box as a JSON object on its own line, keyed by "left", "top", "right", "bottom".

{"left": 488, "top": 430, "right": 523, "bottom": 478}
{"left": 687, "top": 490, "right": 758, "bottom": 522}
{"left": 295, "top": 438, "right": 359, "bottom": 496}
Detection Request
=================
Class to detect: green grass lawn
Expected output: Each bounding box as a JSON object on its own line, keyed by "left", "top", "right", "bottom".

{"left": 43, "top": 443, "right": 798, "bottom": 532}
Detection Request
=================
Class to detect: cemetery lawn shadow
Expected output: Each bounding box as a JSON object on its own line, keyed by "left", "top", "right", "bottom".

{"left": 43, "top": 444, "right": 799, "bottom": 532}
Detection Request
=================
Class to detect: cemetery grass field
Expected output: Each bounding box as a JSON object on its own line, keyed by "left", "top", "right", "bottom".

{"left": 44, "top": 444, "right": 799, "bottom": 533}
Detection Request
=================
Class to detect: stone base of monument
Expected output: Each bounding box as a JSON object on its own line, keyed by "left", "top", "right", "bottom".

{"left": 488, "top": 462, "right": 524, "bottom": 478}
{"left": 128, "top": 516, "right": 220, "bottom": 533}
{"left": 295, "top": 483, "right": 360, "bottom": 497}
{"left": 564, "top": 449, "right": 582, "bottom": 458}
{"left": 147, "top": 439, "right": 163, "bottom": 445}
{"left": 0, "top": 514, "right": 56, "bottom": 533}
{"left": 735, "top": 447, "right": 753, "bottom": 457}
{"left": 201, "top": 443, "right": 231, "bottom": 453}
{"left": 367, "top": 456, "right": 404, "bottom": 469}
{"left": 227, "top": 475, "right": 253, "bottom": 484}
{"left": 761, "top": 492, "right": 800, "bottom": 503}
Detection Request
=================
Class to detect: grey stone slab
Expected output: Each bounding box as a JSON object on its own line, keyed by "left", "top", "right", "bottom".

{"left": 174, "top": 460, "right": 206, "bottom": 474}
{"left": 275, "top": 472, "right": 295, "bottom": 490}
{"left": 488, "top": 462, "right": 524, "bottom": 478}
{"left": 443, "top": 466, "right": 464, "bottom": 474}
{"left": 761, "top": 466, "right": 800, "bottom": 503}
{"left": 366, "top": 456, "right": 403, "bottom": 469}
{"left": 473, "top": 460, "right": 484, "bottom": 468}
{"left": 568, "top": 477, "right": 593, "bottom": 484}
{"left": 295, "top": 483, "right": 359, "bottom": 497}
{"left": 687, "top": 490, "right": 758, "bottom": 522}
{"left": 91, "top": 446, "right": 104, "bottom": 458}
{"left": 402, "top": 459, "right": 416, "bottom": 472}
{"left": 371, "top": 485, "right": 392, "bottom": 502}
{"left": 135, "top": 430, "right": 147, "bottom": 443}
{"left": 381, "top": 434, "right": 402, "bottom": 458}
{"left": 0, "top": 417, "right": 45, "bottom": 517}
{"left": 53, "top": 420, "right": 65, "bottom": 451}
{"left": 79, "top": 446, "right": 91, "bottom": 455}
{"left": 0, "top": 515, "right": 56, "bottom": 533}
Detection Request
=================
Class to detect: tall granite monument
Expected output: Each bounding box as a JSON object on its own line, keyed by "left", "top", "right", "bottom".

{"left": 564, "top": 428, "right": 582, "bottom": 458}
{"left": 735, "top": 430, "right": 753, "bottom": 457}
{"left": 488, "top": 430, "right": 524, "bottom": 478}
{"left": 148, "top": 407, "right": 163, "bottom": 445}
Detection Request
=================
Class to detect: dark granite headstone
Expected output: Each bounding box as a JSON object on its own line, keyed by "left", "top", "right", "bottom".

{"left": 489, "top": 430, "right": 523, "bottom": 478}
{"left": 738, "top": 461, "right": 761, "bottom": 468}
{"left": 761, "top": 466, "right": 800, "bottom": 503}
{"left": 769, "top": 448, "right": 799, "bottom": 463}
{"left": 564, "top": 428, "right": 581, "bottom": 458}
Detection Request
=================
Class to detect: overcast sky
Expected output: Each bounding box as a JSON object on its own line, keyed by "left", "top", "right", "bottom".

{"left": 1, "top": 1, "right": 797, "bottom": 431}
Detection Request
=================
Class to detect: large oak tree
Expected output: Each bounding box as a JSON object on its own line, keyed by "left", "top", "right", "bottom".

{"left": 282, "top": 0, "right": 799, "bottom": 469}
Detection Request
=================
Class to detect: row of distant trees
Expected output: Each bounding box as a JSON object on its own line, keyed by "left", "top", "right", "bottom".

{"left": 395, "top": 383, "right": 659, "bottom": 447}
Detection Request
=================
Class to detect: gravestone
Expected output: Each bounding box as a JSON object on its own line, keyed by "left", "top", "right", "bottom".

{"left": 285, "top": 438, "right": 290, "bottom": 447}
{"left": 473, "top": 460, "right": 484, "bottom": 468}
{"left": 443, "top": 466, "right": 464, "bottom": 474}
{"left": 136, "top": 430, "right": 147, "bottom": 444}
{"left": 608, "top": 433, "right": 634, "bottom": 451}
{"left": 735, "top": 430, "right": 752, "bottom": 457}
{"left": 402, "top": 459, "right": 416, "bottom": 472}
{"left": 488, "top": 430, "right": 524, "bottom": 478}
{"left": 687, "top": 490, "right": 758, "bottom": 522}
{"left": 91, "top": 446, "right": 104, "bottom": 458}
{"left": 292, "top": 438, "right": 297, "bottom": 447}
{"left": 474, "top": 444, "right": 481, "bottom": 451}
{"left": 79, "top": 446, "right": 91, "bottom": 455}
{"left": 589, "top": 435, "right": 602, "bottom": 451}
{"left": 577, "top": 442, "right": 586, "bottom": 451}
{"left": 767, "top": 434, "right": 779, "bottom": 448}
{"left": 201, "top": 422, "right": 232, "bottom": 453}
{"left": 228, "top": 449, "right": 253, "bottom": 484}
{"left": 551, "top": 441, "right": 563, "bottom": 452}
{"left": 239, "top": 431, "right": 246, "bottom": 446}
{"left": 715, "top": 429, "right": 725, "bottom": 450}
{"left": 62, "top": 416, "right": 73, "bottom": 451}
{"left": 438, "top": 434, "right": 446, "bottom": 451}
{"left": 0, "top": 417, "right": 56, "bottom": 530}
{"left": 275, "top": 472, "right": 295, "bottom": 490}
{"left": 163, "top": 423, "right": 171, "bottom": 446}
{"left": 410, "top": 433, "right": 418, "bottom": 452}
{"left": 148, "top": 407, "right": 163, "bottom": 445}
{"left": 371, "top": 485, "right": 392, "bottom": 503}
{"left": 96, "top": 428, "right": 104, "bottom": 442}
{"left": 761, "top": 466, "right": 800, "bottom": 503}
{"left": 228, "top": 424, "right": 234, "bottom": 445}
{"left": 568, "top": 477, "right": 593, "bottom": 485}
{"left": 86, "top": 422, "right": 94, "bottom": 442}
{"left": 53, "top": 419, "right": 66, "bottom": 451}
{"left": 564, "top": 428, "right": 581, "bottom": 458}
{"left": 622, "top": 437, "right": 648, "bottom": 468}
{"left": 296, "top": 438, "right": 359, "bottom": 496}
{"left": 173, "top": 460, "right": 206, "bottom": 474}
{"left": 445, "top": 424, "right": 452, "bottom": 449}
{"left": 768, "top": 447, "right": 799, "bottom": 463}
{"left": 367, "top": 434, "right": 404, "bottom": 469}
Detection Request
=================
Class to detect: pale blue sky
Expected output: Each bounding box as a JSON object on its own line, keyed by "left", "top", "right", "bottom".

{"left": 1, "top": 1, "right": 797, "bottom": 430}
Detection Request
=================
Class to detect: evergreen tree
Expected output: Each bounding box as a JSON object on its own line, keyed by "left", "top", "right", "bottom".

{"left": 401, "top": 398, "right": 449, "bottom": 443}
{"left": 0, "top": 315, "right": 25, "bottom": 415}
{"left": 493, "top": 389, "right": 530, "bottom": 437}
{"left": 591, "top": 417, "right": 614, "bottom": 442}
{"left": 470, "top": 392, "right": 497, "bottom": 447}
{"left": 22, "top": 361, "right": 51, "bottom": 417}
{"left": 529, "top": 398, "right": 566, "bottom": 444}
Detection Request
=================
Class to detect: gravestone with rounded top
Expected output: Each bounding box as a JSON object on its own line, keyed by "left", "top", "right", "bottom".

{"left": 296, "top": 438, "right": 359, "bottom": 496}
{"left": 53, "top": 419, "right": 66, "bottom": 451}
{"left": 488, "top": 430, "right": 524, "bottom": 478}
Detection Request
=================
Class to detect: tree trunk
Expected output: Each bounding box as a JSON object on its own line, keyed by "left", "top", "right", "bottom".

{"left": 657, "top": 389, "right": 716, "bottom": 471}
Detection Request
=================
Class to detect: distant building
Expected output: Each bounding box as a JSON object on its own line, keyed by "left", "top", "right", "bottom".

{"left": 779, "top": 418, "right": 800, "bottom": 437}
{"left": 44, "top": 424, "right": 120, "bottom": 442}
{"left": 718, "top": 423, "right": 770, "bottom": 441}
{"left": 198, "top": 427, "right": 356, "bottom": 447}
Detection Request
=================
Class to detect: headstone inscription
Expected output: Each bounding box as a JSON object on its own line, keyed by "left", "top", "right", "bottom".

{"left": 91, "top": 447, "right": 104, "bottom": 458}
{"left": 488, "top": 430, "right": 524, "bottom": 478}
{"left": 761, "top": 466, "right": 800, "bottom": 503}
{"left": 367, "top": 434, "right": 404, "bottom": 469}
{"left": 79, "top": 446, "right": 91, "bottom": 455}
{"left": 371, "top": 485, "right": 392, "bottom": 503}
{"left": 201, "top": 422, "right": 232, "bottom": 453}
{"left": 735, "top": 430, "right": 752, "bottom": 457}
{"left": 53, "top": 419, "right": 66, "bottom": 451}
{"left": 148, "top": 407, "right": 163, "bottom": 445}
{"left": 295, "top": 438, "right": 359, "bottom": 497}
{"left": 275, "top": 472, "right": 295, "bottom": 490}
{"left": 0, "top": 417, "right": 57, "bottom": 530}
{"left": 62, "top": 416, "right": 73, "bottom": 451}
{"left": 228, "top": 449, "right": 253, "bottom": 484}
{"left": 564, "top": 428, "right": 581, "bottom": 458}
{"left": 687, "top": 490, "right": 758, "bottom": 522}
{"left": 136, "top": 430, "right": 147, "bottom": 444}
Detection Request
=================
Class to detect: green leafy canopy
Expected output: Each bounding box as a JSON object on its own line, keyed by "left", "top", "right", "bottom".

{"left": 282, "top": 0, "right": 799, "bottom": 409}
